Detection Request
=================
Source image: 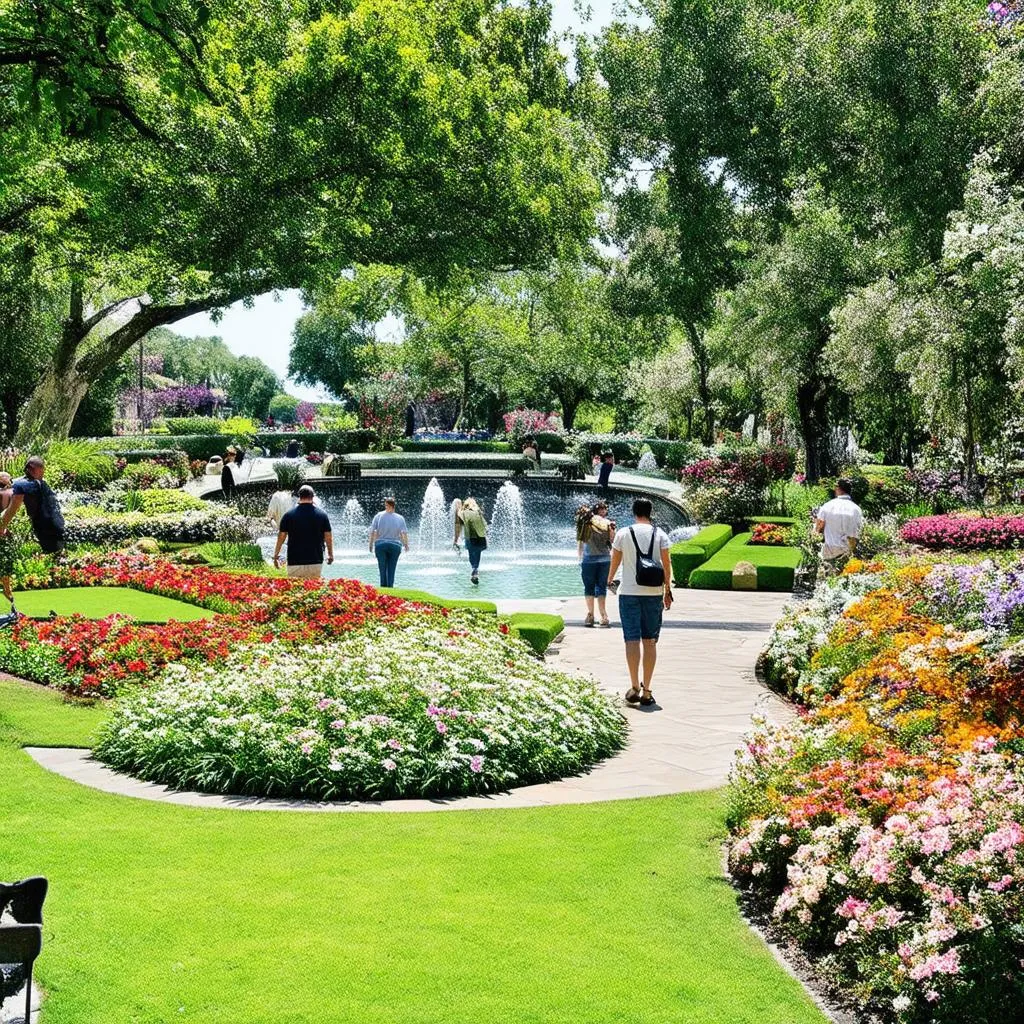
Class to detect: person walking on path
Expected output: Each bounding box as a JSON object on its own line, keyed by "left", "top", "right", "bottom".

{"left": 453, "top": 497, "right": 488, "bottom": 585}
{"left": 369, "top": 496, "right": 409, "bottom": 588}
{"left": 273, "top": 485, "right": 334, "bottom": 578}
{"left": 815, "top": 478, "right": 863, "bottom": 576}
{"left": 0, "top": 473, "right": 16, "bottom": 609}
{"left": 606, "top": 497, "right": 673, "bottom": 707}
{"left": 596, "top": 450, "right": 614, "bottom": 490}
{"left": 576, "top": 501, "right": 615, "bottom": 627}
{"left": 0, "top": 456, "right": 65, "bottom": 557}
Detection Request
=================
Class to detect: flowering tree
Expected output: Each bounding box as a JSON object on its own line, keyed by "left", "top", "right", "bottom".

{"left": 350, "top": 371, "right": 410, "bottom": 449}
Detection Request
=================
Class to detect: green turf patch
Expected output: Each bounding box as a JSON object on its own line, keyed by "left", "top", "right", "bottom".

{"left": 11, "top": 587, "right": 215, "bottom": 622}
{"left": 688, "top": 532, "right": 801, "bottom": 591}
{"left": 507, "top": 612, "right": 565, "bottom": 654}
{"left": 670, "top": 524, "right": 733, "bottom": 586}
{"left": 0, "top": 676, "right": 109, "bottom": 747}
{"left": 0, "top": 678, "right": 824, "bottom": 1024}
{"left": 379, "top": 586, "right": 498, "bottom": 614}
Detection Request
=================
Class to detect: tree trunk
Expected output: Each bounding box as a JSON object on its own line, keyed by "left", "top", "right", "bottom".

{"left": 452, "top": 357, "right": 472, "bottom": 431}
{"left": 685, "top": 323, "right": 714, "bottom": 446}
{"left": 1, "top": 391, "right": 22, "bottom": 442}
{"left": 560, "top": 395, "right": 579, "bottom": 431}
{"left": 16, "top": 284, "right": 271, "bottom": 445}
{"left": 963, "top": 369, "right": 976, "bottom": 483}
{"left": 796, "top": 376, "right": 832, "bottom": 484}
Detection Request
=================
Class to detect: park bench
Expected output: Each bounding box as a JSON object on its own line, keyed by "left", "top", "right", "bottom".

{"left": 0, "top": 877, "right": 47, "bottom": 1024}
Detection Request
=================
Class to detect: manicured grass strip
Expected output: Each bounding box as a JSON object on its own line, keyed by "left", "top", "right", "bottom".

{"left": 689, "top": 533, "right": 801, "bottom": 591}
{"left": 507, "top": 612, "right": 564, "bottom": 654}
{"left": 0, "top": 681, "right": 824, "bottom": 1024}
{"left": 0, "top": 676, "right": 109, "bottom": 747}
{"left": 11, "top": 587, "right": 216, "bottom": 622}
{"left": 379, "top": 586, "right": 498, "bottom": 613}
{"left": 670, "top": 523, "right": 733, "bottom": 586}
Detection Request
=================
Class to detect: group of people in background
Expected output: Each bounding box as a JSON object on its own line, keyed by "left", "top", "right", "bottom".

{"left": 269, "top": 489, "right": 489, "bottom": 589}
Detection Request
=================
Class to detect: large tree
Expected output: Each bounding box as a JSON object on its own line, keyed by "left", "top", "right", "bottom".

{"left": 3, "top": 0, "right": 599, "bottom": 442}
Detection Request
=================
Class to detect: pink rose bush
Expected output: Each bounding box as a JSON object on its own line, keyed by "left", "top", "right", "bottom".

{"left": 901, "top": 514, "right": 1024, "bottom": 550}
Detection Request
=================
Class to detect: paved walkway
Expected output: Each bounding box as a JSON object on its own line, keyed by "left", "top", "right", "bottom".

{"left": 26, "top": 590, "right": 794, "bottom": 812}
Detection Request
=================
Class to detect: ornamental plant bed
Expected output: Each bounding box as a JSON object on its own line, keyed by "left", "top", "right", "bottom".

{"left": 734, "top": 557, "right": 1024, "bottom": 1022}
{"left": 901, "top": 513, "right": 1024, "bottom": 550}
{"left": 688, "top": 533, "right": 800, "bottom": 591}
{"left": 93, "top": 624, "right": 622, "bottom": 800}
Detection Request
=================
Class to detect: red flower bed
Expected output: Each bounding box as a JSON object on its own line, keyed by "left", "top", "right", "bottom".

{"left": 900, "top": 514, "right": 1024, "bottom": 550}
{"left": 7, "top": 556, "right": 428, "bottom": 696}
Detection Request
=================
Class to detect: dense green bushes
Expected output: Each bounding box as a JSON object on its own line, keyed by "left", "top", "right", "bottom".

{"left": 688, "top": 533, "right": 801, "bottom": 591}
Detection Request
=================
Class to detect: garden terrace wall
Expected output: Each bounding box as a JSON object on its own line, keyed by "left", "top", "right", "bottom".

{"left": 688, "top": 533, "right": 800, "bottom": 591}
{"left": 670, "top": 524, "right": 733, "bottom": 586}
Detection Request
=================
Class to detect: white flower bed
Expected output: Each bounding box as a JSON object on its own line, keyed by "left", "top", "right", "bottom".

{"left": 95, "top": 621, "right": 626, "bottom": 800}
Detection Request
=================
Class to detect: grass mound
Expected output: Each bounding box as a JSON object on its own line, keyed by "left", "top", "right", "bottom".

{"left": 11, "top": 587, "right": 214, "bottom": 623}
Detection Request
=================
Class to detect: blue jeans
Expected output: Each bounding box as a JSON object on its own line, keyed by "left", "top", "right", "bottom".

{"left": 374, "top": 541, "right": 402, "bottom": 588}
{"left": 619, "top": 595, "right": 664, "bottom": 642}
{"left": 467, "top": 542, "right": 483, "bottom": 572}
{"left": 581, "top": 555, "right": 610, "bottom": 597}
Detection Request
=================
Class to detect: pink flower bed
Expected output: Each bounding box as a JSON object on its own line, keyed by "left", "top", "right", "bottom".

{"left": 900, "top": 514, "right": 1024, "bottom": 550}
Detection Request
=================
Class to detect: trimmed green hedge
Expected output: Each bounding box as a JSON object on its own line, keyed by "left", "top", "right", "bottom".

{"left": 378, "top": 587, "right": 498, "bottom": 613}
{"left": 688, "top": 532, "right": 801, "bottom": 591}
{"left": 377, "top": 590, "right": 562, "bottom": 653}
{"left": 395, "top": 440, "right": 511, "bottom": 453}
{"left": 507, "top": 612, "right": 565, "bottom": 655}
{"left": 670, "top": 524, "right": 733, "bottom": 586}
{"left": 534, "top": 432, "right": 567, "bottom": 454}
{"left": 347, "top": 452, "right": 537, "bottom": 471}
{"left": 94, "top": 429, "right": 379, "bottom": 461}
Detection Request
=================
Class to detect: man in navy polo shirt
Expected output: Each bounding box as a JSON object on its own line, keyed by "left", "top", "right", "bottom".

{"left": 273, "top": 485, "right": 334, "bottom": 578}
{"left": 0, "top": 455, "right": 65, "bottom": 555}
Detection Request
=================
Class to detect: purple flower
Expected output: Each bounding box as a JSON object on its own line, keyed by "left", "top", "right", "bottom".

{"left": 469, "top": 755, "right": 484, "bottom": 773}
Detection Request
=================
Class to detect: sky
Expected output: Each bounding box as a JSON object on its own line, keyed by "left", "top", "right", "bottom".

{"left": 171, "top": 0, "right": 625, "bottom": 402}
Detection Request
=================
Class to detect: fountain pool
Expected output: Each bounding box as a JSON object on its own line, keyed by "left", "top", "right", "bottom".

{"left": 258, "top": 476, "right": 694, "bottom": 599}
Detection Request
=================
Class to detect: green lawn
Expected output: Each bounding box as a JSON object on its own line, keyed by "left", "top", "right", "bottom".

{"left": 0, "top": 679, "right": 824, "bottom": 1024}
{"left": 11, "top": 587, "right": 214, "bottom": 622}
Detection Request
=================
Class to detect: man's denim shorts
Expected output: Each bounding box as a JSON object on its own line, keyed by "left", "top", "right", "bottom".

{"left": 618, "top": 594, "right": 664, "bottom": 642}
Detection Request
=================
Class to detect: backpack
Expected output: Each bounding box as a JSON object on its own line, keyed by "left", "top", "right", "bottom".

{"left": 629, "top": 526, "right": 665, "bottom": 588}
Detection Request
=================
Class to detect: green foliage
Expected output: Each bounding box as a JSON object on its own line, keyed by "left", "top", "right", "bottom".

{"left": 271, "top": 459, "right": 306, "bottom": 491}
{"left": 165, "top": 416, "right": 228, "bottom": 435}
{"left": 395, "top": 440, "right": 512, "bottom": 453}
{"left": 268, "top": 394, "right": 300, "bottom": 424}
{"left": 44, "top": 440, "right": 117, "bottom": 489}
{"left": 104, "top": 490, "right": 206, "bottom": 516}
{"left": 670, "top": 525, "right": 733, "bottom": 586}
{"left": 685, "top": 484, "right": 765, "bottom": 527}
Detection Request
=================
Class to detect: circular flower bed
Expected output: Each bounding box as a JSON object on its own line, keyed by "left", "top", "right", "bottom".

{"left": 94, "top": 621, "right": 626, "bottom": 800}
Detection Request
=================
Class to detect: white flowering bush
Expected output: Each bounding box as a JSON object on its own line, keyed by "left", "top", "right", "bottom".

{"left": 95, "top": 620, "right": 626, "bottom": 800}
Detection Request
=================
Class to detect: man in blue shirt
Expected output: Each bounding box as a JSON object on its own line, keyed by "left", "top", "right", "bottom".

{"left": 0, "top": 456, "right": 65, "bottom": 555}
{"left": 272, "top": 485, "right": 334, "bottom": 578}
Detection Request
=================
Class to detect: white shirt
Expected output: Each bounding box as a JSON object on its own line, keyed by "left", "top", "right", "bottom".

{"left": 612, "top": 522, "right": 670, "bottom": 596}
{"left": 817, "top": 496, "right": 863, "bottom": 558}
{"left": 268, "top": 491, "right": 295, "bottom": 528}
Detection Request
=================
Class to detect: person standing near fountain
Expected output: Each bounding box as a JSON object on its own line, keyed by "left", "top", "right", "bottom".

{"left": 272, "top": 485, "right": 334, "bottom": 578}
{"left": 606, "top": 498, "right": 673, "bottom": 707}
{"left": 368, "top": 496, "right": 409, "bottom": 588}
{"left": 576, "top": 501, "right": 615, "bottom": 627}
{"left": 453, "top": 497, "right": 488, "bottom": 585}
{"left": 596, "top": 451, "right": 614, "bottom": 490}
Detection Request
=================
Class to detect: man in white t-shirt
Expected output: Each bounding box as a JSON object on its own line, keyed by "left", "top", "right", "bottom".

{"left": 606, "top": 497, "right": 673, "bottom": 708}
{"left": 815, "top": 478, "right": 864, "bottom": 575}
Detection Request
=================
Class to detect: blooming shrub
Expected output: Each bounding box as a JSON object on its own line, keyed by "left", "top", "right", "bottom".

{"left": 901, "top": 514, "right": 1024, "bottom": 550}
{"left": 503, "top": 409, "right": 563, "bottom": 445}
{"left": 733, "top": 556, "right": 1024, "bottom": 1021}
{"left": 750, "top": 522, "right": 788, "bottom": 546}
{"left": 94, "top": 624, "right": 626, "bottom": 799}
